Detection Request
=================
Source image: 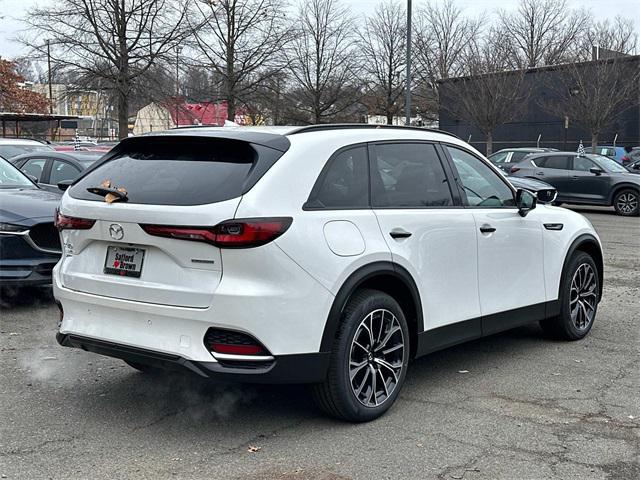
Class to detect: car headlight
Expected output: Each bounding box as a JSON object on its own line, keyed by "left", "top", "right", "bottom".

{"left": 0, "top": 223, "right": 27, "bottom": 233}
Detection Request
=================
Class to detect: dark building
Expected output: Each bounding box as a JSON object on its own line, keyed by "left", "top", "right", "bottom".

{"left": 438, "top": 55, "right": 640, "bottom": 155}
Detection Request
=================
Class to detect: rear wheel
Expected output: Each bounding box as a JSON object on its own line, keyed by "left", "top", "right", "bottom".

{"left": 312, "top": 289, "right": 410, "bottom": 422}
{"left": 540, "top": 251, "right": 599, "bottom": 340}
{"left": 613, "top": 189, "right": 639, "bottom": 216}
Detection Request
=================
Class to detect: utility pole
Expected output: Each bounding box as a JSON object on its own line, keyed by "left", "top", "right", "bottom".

{"left": 46, "top": 40, "right": 53, "bottom": 114}
{"left": 405, "top": 0, "right": 412, "bottom": 126}
{"left": 175, "top": 46, "right": 183, "bottom": 128}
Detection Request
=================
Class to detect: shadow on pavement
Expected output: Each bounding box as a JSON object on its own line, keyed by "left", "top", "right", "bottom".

{"left": 0, "top": 285, "right": 55, "bottom": 309}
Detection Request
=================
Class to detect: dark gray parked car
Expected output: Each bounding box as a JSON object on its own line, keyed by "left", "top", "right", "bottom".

{"left": 510, "top": 152, "right": 640, "bottom": 216}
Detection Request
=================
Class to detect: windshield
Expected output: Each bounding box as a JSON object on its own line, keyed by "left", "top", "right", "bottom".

{"left": 0, "top": 144, "right": 52, "bottom": 159}
{"left": 0, "top": 158, "right": 36, "bottom": 188}
{"left": 587, "top": 154, "right": 629, "bottom": 173}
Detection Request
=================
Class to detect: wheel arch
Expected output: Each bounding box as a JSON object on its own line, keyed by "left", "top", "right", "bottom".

{"left": 561, "top": 234, "right": 604, "bottom": 301}
{"left": 608, "top": 183, "right": 640, "bottom": 206}
{"left": 320, "top": 261, "right": 423, "bottom": 359}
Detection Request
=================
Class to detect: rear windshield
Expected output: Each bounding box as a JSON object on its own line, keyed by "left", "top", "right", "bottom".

{"left": 69, "top": 138, "right": 269, "bottom": 205}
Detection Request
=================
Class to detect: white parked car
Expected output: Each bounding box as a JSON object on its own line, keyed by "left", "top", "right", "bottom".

{"left": 0, "top": 138, "right": 53, "bottom": 160}
{"left": 54, "top": 125, "right": 603, "bottom": 421}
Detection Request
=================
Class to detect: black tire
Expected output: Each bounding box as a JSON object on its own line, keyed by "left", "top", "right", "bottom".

{"left": 613, "top": 188, "right": 639, "bottom": 216}
{"left": 312, "top": 289, "right": 410, "bottom": 422}
{"left": 540, "top": 251, "right": 599, "bottom": 340}
{"left": 124, "top": 360, "right": 164, "bottom": 374}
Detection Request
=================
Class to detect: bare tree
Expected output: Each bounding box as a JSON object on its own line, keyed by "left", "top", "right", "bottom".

{"left": 188, "top": 0, "right": 292, "bottom": 121}
{"left": 497, "top": 0, "right": 588, "bottom": 68}
{"left": 439, "top": 30, "right": 530, "bottom": 155}
{"left": 541, "top": 56, "right": 640, "bottom": 148}
{"left": 358, "top": 0, "right": 406, "bottom": 124}
{"left": 578, "top": 16, "right": 639, "bottom": 60}
{"left": 287, "top": 0, "right": 361, "bottom": 124}
{"left": 413, "top": 0, "right": 481, "bottom": 83}
{"left": 24, "top": 0, "right": 190, "bottom": 139}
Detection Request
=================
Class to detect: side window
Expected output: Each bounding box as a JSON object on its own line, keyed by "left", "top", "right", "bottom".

{"left": 50, "top": 160, "right": 81, "bottom": 184}
{"left": 447, "top": 146, "right": 515, "bottom": 207}
{"left": 370, "top": 143, "right": 453, "bottom": 207}
{"left": 305, "top": 146, "right": 369, "bottom": 209}
{"left": 489, "top": 151, "right": 509, "bottom": 164}
{"left": 20, "top": 158, "right": 46, "bottom": 182}
{"left": 572, "top": 156, "right": 596, "bottom": 172}
{"left": 511, "top": 152, "right": 529, "bottom": 163}
{"left": 541, "top": 156, "right": 570, "bottom": 170}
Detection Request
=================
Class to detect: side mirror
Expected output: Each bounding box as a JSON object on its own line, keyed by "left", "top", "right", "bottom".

{"left": 516, "top": 189, "right": 537, "bottom": 217}
{"left": 589, "top": 167, "right": 603, "bottom": 175}
{"left": 57, "top": 180, "right": 73, "bottom": 192}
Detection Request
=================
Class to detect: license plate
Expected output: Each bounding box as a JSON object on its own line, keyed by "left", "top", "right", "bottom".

{"left": 104, "top": 246, "right": 145, "bottom": 278}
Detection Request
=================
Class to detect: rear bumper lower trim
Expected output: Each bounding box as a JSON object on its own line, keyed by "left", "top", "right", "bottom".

{"left": 57, "top": 332, "right": 330, "bottom": 384}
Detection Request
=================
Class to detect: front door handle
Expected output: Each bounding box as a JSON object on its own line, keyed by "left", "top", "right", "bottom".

{"left": 571, "top": 175, "right": 580, "bottom": 179}
{"left": 479, "top": 225, "right": 496, "bottom": 234}
{"left": 535, "top": 172, "right": 545, "bottom": 176}
{"left": 389, "top": 228, "right": 412, "bottom": 239}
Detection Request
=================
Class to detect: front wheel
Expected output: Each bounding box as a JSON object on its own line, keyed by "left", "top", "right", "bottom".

{"left": 613, "top": 189, "right": 639, "bottom": 216}
{"left": 540, "top": 251, "right": 599, "bottom": 340}
{"left": 312, "top": 289, "right": 410, "bottom": 422}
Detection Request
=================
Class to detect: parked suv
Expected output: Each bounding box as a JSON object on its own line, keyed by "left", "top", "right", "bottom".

{"left": 54, "top": 126, "right": 603, "bottom": 421}
{"left": 511, "top": 152, "right": 640, "bottom": 216}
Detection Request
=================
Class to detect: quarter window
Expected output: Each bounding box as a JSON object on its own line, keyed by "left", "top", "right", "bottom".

{"left": 447, "top": 146, "right": 515, "bottom": 207}
{"left": 305, "top": 146, "right": 369, "bottom": 209}
{"left": 370, "top": 143, "right": 453, "bottom": 207}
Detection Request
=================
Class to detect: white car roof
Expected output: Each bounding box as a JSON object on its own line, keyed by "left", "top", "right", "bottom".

{"left": 0, "top": 138, "right": 47, "bottom": 145}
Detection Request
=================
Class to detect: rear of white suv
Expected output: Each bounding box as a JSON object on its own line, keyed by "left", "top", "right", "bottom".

{"left": 55, "top": 125, "right": 603, "bottom": 422}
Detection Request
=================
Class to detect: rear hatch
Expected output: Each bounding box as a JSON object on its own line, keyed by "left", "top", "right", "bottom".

{"left": 58, "top": 135, "right": 285, "bottom": 308}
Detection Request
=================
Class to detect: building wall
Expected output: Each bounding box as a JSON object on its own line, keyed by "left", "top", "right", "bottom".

{"left": 438, "top": 58, "right": 640, "bottom": 154}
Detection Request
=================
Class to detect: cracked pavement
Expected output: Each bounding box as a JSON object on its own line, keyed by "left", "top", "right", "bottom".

{"left": 1, "top": 206, "right": 638, "bottom": 479}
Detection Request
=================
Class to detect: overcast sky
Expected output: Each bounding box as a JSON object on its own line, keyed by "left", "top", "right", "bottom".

{"left": 1, "top": 0, "right": 639, "bottom": 59}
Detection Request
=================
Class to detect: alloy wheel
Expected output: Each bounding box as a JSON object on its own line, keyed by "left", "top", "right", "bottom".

{"left": 569, "top": 263, "right": 598, "bottom": 330}
{"left": 616, "top": 192, "right": 638, "bottom": 215}
{"left": 349, "top": 309, "right": 405, "bottom": 407}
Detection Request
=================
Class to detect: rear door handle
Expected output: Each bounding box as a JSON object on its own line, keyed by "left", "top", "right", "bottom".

{"left": 479, "top": 225, "right": 496, "bottom": 234}
{"left": 389, "top": 228, "right": 412, "bottom": 239}
{"left": 535, "top": 172, "right": 545, "bottom": 176}
{"left": 571, "top": 175, "right": 580, "bottom": 179}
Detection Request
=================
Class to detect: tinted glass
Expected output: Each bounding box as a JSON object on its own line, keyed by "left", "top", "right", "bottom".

{"left": 511, "top": 152, "right": 529, "bottom": 163}
{"left": 447, "top": 146, "right": 515, "bottom": 207}
{"left": 0, "top": 159, "right": 34, "bottom": 188}
{"left": 538, "top": 156, "right": 569, "bottom": 169}
{"left": 489, "top": 151, "right": 509, "bottom": 163}
{"left": 70, "top": 138, "right": 258, "bottom": 206}
{"left": 21, "top": 158, "right": 47, "bottom": 182}
{"left": 371, "top": 143, "right": 452, "bottom": 207}
{"left": 51, "top": 160, "right": 81, "bottom": 184}
{"left": 0, "top": 144, "right": 52, "bottom": 159}
{"left": 306, "top": 146, "right": 368, "bottom": 208}
{"left": 573, "top": 156, "right": 597, "bottom": 172}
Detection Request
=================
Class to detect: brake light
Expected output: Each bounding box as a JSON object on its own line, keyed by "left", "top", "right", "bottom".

{"left": 55, "top": 209, "right": 95, "bottom": 230}
{"left": 141, "top": 217, "right": 292, "bottom": 248}
{"left": 510, "top": 166, "right": 521, "bottom": 173}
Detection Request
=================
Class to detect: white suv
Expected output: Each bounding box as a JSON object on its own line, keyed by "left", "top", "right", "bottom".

{"left": 54, "top": 125, "right": 603, "bottom": 421}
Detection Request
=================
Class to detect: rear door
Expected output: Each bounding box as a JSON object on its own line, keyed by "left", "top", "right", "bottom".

{"left": 59, "top": 136, "right": 279, "bottom": 308}
{"left": 567, "top": 155, "right": 610, "bottom": 203}
{"left": 370, "top": 142, "right": 481, "bottom": 334}
{"left": 533, "top": 155, "right": 571, "bottom": 200}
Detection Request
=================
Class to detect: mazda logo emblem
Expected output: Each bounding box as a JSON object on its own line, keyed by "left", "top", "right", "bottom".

{"left": 109, "top": 224, "right": 124, "bottom": 240}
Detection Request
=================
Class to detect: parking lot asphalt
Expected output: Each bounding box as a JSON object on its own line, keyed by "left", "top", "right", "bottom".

{"left": 1, "top": 207, "right": 638, "bottom": 480}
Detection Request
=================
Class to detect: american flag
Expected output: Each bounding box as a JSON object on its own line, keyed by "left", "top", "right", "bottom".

{"left": 577, "top": 141, "right": 585, "bottom": 156}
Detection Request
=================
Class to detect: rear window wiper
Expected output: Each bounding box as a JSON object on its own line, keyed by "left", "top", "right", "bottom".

{"left": 87, "top": 180, "right": 128, "bottom": 203}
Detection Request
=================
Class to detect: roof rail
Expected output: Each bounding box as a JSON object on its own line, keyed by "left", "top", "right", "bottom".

{"left": 285, "top": 123, "right": 461, "bottom": 139}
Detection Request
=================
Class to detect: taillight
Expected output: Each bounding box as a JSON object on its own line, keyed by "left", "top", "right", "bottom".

{"left": 510, "top": 166, "right": 521, "bottom": 173}
{"left": 141, "top": 217, "right": 292, "bottom": 248}
{"left": 55, "top": 209, "right": 95, "bottom": 230}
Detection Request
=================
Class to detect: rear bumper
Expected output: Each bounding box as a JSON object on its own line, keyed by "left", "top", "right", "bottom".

{"left": 57, "top": 332, "right": 330, "bottom": 384}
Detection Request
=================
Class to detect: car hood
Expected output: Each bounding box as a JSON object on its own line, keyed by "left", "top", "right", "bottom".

{"left": 0, "top": 188, "right": 61, "bottom": 227}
